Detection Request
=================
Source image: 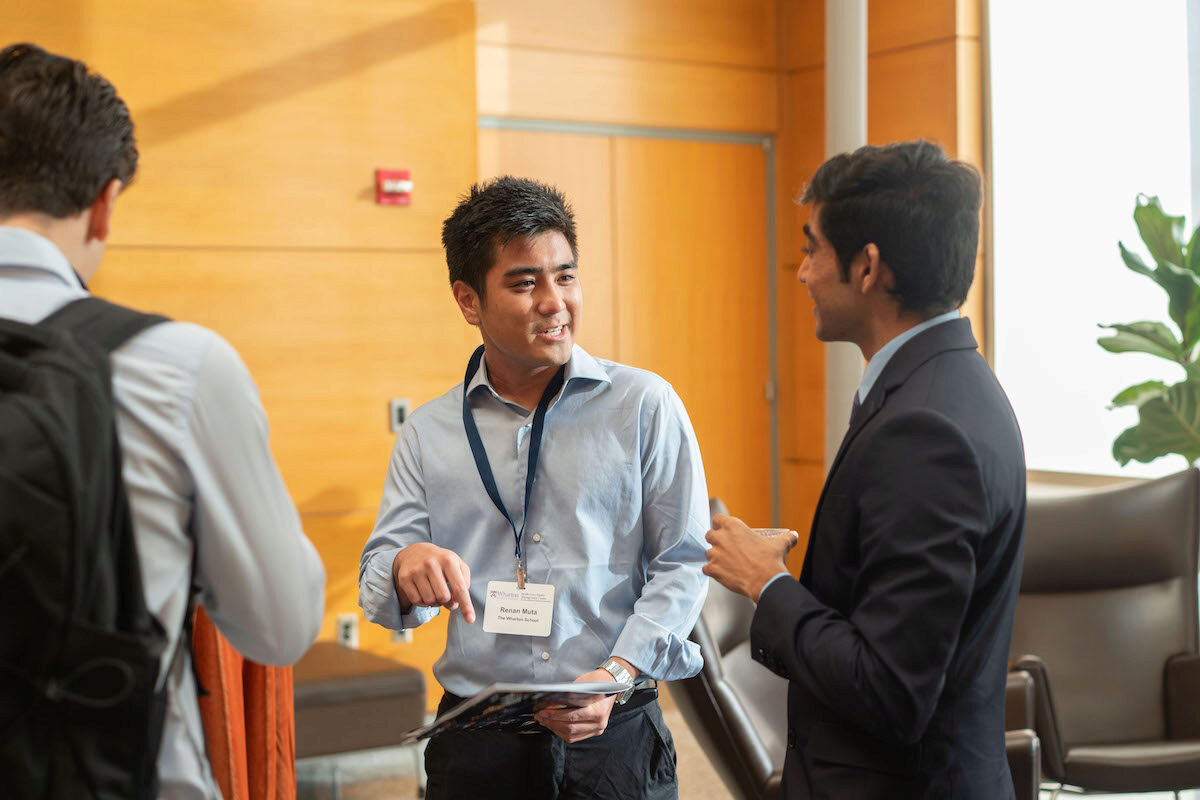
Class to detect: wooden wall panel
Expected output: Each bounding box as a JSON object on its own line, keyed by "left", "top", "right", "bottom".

{"left": 867, "top": 41, "right": 958, "bottom": 148}
{"left": 781, "top": 0, "right": 979, "bottom": 70}
{"left": 477, "top": 43, "right": 778, "bottom": 133}
{"left": 477, "top": 129, "right": 618, "bottom": 359}
{"left": 956, "top": 36, "right": 986, "bottom": 341}
{"left": 614, "top": 138, "right": 772, "bottom": 525}
{"left": 778, "top": 69, "right": 825, "bottom": 468}
{"left": 868, "top": 0, "right": 957, "bottom": 53}
{"left": 26, "top": 0, "right": 481, "bottom": 671}
{"left": 303, "top": 511, "right": 449, "bottom": 712}
{"left": 92, "top": 248, "right": 479, "bottom": 516}
{"left": 9, "top": 1, "right": 477, "bottom": 251}
{"left": 778, "top": 69, "right": 824, "bottom": 271}
{"left": 477, "top": 0, "right": 778, "bottom": 69}
{"left": 781, "top": 461, "right": 825, "bottom": 573}
{"left": 778, "top": 263, "right": 825, "bottom": 465}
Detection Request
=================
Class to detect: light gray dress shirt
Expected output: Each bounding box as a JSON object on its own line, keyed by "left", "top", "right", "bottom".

{"left": 359, "top": 345, "right": 710, "bottom": 697}
{"left": 0, "top": 227, "right": 326, "bottom": 800}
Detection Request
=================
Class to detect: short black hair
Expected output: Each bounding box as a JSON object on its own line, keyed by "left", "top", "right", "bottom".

{"left": 801, "top": 140, "right": 981, "bottom": 316}
{"left": 0, "top": 43, "right": 137, "bottom": 218}
{"left": 441, "top": 176, "right": 577, "bottom": 298}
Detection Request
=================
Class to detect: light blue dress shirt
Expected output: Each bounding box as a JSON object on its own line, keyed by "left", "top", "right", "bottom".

{"left": 759, "top": 310, "right": 962, "bottom": 598}
{"left": 854, "top": 310, "right": 961, "bottom": 404}
{"left": 358, "top": 345, "right": 710, "bottom": 697}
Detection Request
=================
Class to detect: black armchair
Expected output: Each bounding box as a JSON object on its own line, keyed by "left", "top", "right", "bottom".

{"left": 1010, "top": 468, "right": 1200, "bottom": 796}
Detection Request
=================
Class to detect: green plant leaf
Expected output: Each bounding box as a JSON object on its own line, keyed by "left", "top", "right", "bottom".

{"left": 1112, "top": 381, "right": 1200, "bottom": 465}
{"left": 1119, "top": 242, "right": 1156, "bottom": 278}
{"left": 1109, "top": 380, "right": 1168, "bottom": 408}
{"left": 1119, "top": 242, "right": 1200, "bottom": 347}
{"left": 1097, "top": 321, "right": 1186, "bottom": 361}
{"left": 1186, "top": 223, "right": 1200, "bottom": 274}
{"left": 1134, "top": 194, "right": 1186, "bottom": 268}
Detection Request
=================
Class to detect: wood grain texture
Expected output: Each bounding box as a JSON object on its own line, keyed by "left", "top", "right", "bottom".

{"left": 477, "top": 42, "right": 778, "bottom": 132}
{"left": 91, "top": 247, "right": 480, "bottom": 516}
{"left": 9, "top": 0, "right": 478, "bottom": 251}
{"left": 781, "top": 460, "right": 824, "bottom": 574}
{"left": 777, "top": 69, "right": 825, "bottom": 464}
{"left": 956, "top": 36, "right": 987, "bottom": 354}
{"left": 868, "top": 0, "right": 958, "bottom": 54}
{"left": 477, "top": 0, "right": 779, "bottom": 69}
{"left": 780, "top": 0, "right": 979, "bottom": 72}
{"left": 868, "top": 40, "right": 958, "bottom": 149}
{"left": 777, "top": 69, "right": 824, "bottom": 268}
{"left": 614, "top": 137, "right": 772, "bottom": 526}
{"left": 477, "top": 128, "right": 618, "bottom": 359}
{"left": 778, "top": 257, "right": 826, "bottom": 464}
{"left": 779, "top": 0, "right": 823, "bottom": 72}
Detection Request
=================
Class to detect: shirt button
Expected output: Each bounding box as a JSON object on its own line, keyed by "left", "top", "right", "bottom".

{"left": 531, "top": 533, "right": 542, "bottom": 543}
{"left": 541, "top": 651, "right": 550, "bottom": 661}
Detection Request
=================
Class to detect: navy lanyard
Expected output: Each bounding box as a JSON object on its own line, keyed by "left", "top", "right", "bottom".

{"left": 462, "top": 345, "right": 566, "bottom": 587}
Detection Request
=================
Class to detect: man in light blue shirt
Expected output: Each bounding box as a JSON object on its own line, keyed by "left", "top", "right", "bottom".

{"left": 359, "top": 176, "right": 709, "bottom": 800}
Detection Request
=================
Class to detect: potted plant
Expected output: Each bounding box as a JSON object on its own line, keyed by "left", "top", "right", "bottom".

{"left": 1098, "top": 194, "right": 1200, "bottom": 466}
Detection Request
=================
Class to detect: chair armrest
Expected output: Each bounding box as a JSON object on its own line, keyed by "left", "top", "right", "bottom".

{"left": 1006, "top": 669, "right": 1034, "bottom": 731}
{"left": 1005, "top": 729, "right": 1040, "bottom": 800}
{"left": 1012, "top": 654, "right": 1067, "bottom": 782}
{"left": 1165, "top": 652, "right": 1200, "bottom": 740}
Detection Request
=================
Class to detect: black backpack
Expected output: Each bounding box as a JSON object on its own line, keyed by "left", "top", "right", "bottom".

{"left": 0, "top": 296, "right": 174, "bottom": 799}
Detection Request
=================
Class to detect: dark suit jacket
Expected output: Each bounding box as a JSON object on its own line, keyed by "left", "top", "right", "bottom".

{"left": 752, "top": 318, "right": 1025, "bottom": 800}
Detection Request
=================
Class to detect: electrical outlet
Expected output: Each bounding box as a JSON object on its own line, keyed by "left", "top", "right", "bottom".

{"left": 391, "top": 628, "right": 413, "bottom": 644}
{"left": 336, "top": 613, "right": 359, "bottom": 648}
{"left": 388, "top": 398, "right": 411, "bottom": 433}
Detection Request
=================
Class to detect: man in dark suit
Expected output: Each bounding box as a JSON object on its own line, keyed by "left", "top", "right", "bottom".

{"left": 704, "top": 140, "right": 1025, "bottom": 799}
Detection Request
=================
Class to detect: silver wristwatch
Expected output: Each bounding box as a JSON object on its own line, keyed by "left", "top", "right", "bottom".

{"left": 600, "top": 658, "right": 636, "bottom": 704}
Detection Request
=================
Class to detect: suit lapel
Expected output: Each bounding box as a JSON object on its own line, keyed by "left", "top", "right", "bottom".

{"left": 797, "top": 318, "right": 979, "bottom": 584}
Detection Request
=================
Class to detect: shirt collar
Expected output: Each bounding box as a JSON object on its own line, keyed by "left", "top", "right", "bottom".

{"left": 0, "top": 226, "right": 83, "bottom": 288}
{"left": 856, "top": 309, "right": 961, "bottom": 402}
{"left": 465, "top": 344, "right": 611, "bottom": 404}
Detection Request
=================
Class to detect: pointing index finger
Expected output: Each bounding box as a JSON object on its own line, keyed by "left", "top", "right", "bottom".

{"left": 447, "top": 558, "right": 475, "bottom": 623}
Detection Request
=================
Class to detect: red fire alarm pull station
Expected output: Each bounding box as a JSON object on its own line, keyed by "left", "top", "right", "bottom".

{"left": 375, "top": 169, "right": 413, "bottom": 206}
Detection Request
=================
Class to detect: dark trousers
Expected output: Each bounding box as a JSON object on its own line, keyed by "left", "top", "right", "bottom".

{"left": 424, "top": 690, "right": 678, "bottom": 800}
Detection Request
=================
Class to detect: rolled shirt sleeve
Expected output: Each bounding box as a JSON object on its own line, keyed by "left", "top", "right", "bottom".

{"left": 611, "top": 383, "right": 710, "bottom": 681}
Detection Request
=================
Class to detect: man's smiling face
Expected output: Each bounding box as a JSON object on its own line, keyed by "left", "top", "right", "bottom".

{"left": 468, "top": 230, "right": 580, "bottom": 381}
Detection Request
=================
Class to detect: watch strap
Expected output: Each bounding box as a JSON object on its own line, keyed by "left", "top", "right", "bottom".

{"left": 600, "top": 658, "right": 636, "bottom": 704}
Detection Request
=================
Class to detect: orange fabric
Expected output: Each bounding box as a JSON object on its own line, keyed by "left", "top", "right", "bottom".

{"left": 192, "top": 606, "right": 296, "bottom": 800}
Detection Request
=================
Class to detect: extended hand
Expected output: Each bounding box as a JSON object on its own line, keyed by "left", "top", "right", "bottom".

{"left": 533, "top": 668, "right": 620, "bottom": 743}
{"left": 703, "top": 514, "right": 795, "bottom": 602}
{"left": 391, "top": 542, "right": 475, "bottom": 623}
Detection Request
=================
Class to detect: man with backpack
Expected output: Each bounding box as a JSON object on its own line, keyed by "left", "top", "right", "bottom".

{"left": 0, "top": 43, "right": 326, "bottom": 799}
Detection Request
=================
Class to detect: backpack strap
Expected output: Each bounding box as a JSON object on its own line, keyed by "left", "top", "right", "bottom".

{"left": 39, "top": 296, "right": 207, "bottom": 695}
{"left": 39, "top": 296, "right": 170, "bottom": 354}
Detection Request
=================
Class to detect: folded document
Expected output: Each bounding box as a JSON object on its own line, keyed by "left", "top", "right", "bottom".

{"left": 399, "top": 680, "right": 629, "bottom": 743}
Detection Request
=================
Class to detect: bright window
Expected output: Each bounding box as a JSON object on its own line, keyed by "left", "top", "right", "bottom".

{"left": 989, "top": 0, "right": 1193, "bottom": 477}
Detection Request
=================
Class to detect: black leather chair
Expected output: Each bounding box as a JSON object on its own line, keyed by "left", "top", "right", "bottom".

{"left": 668, "top": 498, "right": 786, "bottom": 800}
{"left": 1006, "top": 669, "right": 1041, "bottom": 800}
{"left": 670, "top": 576, "right": 787, "bottom": 800}
{"left": 672, "top": 499, "right": 1040, "bottom": 800}
{"left": 1011, "top": 468, "right": 1200, "bottom": 797}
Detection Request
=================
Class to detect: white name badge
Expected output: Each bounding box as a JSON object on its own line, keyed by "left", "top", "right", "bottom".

{"left": 482, "top": 580, "right": 555, "bottom": 637}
